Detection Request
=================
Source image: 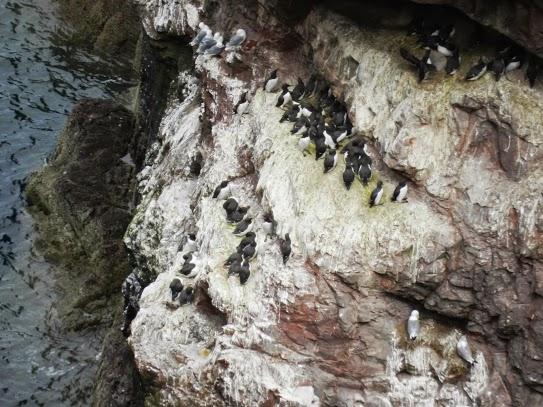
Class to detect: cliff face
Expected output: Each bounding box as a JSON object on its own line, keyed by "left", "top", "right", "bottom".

{"left": 125, "top": 0, "right": 543, "bottom": 405}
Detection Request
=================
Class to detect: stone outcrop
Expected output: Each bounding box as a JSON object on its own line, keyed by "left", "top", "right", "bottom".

{"left": 26, "top": 99, "right": 144, "bottom": 406}
{"left": 113, "top": 0, "right": 543, "bottom": 405}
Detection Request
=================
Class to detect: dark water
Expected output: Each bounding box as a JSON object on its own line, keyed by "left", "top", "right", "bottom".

{"left": 0, "top": 0, "right": 133, "bottom": 405}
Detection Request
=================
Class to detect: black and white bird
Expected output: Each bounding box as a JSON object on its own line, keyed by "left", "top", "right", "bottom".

{"left": 314, "top": 137, "right": 327, "bottom": 161}
{"left": 280, "top": 105, "right": 300, "bottom": 123}
{"left": 169, "top": 278, "right": 184, "bottom": 301}
{"left": 465, "top": 58, "right": 487, "bottom": 81}
{"left": 276, "top": 84, "right": 292, "bottom": 108}
{"left": 224, "top": 252, "right": 242, "bottom": 267}
{"left": 391, "top": 181, "right": 408, "bottom": 203}
{"left": 239, "top": 260, "right": 251, "bottom": 284}
{"left": 323, "top": 150, "right": 338, "bottom": 173}
{"left": 358, "top": 163, "right": 372, "bottom": 186}
{"left": 190, "top": 22, "right": 211, "bottom": 46}
{"left": 323, "top": 129, "right": 337, "bottom": 150}
{"left": 279, "top": 233, "right": 291, "bottom": 264}
{"left": 407, "top": 310, "right": 420, "bottom": 340}
{"left": 343, "top": 164, "right": 355, "bottom": 190}
{"left": 189, "top": 152, "right": 203, "bottom": 176}
{"left": 177, "top": 287, "right": 194, "bottom": 305}
{"left": 436, "top": 42, "right": 456, "bottom": 57}
{"left": 237, "top": 232, "right": 256, "bottom": 252}
{"left": 291, "top": 77, "right": 305, "bottom": 101}
{"left": 183, "top": 233, "right": 197, "bottom": 253}
{"left": 505, "top": 53, "right": 523, "bottom": 72}
{"left": 262, "top": 213, "right": 277, "bottom": 239}
{"left": 291, "top": 117, "right": 308, "bottom": 135}
{"left": 399, "top": 47, "right": 431, "bottom": 82}
{"left": 487, "top": 58, "right": 505, "bottom": 81}
{"left": 234, "top": 92, "right": 249, "bottom": 115}
{"left": 223, "top": 197, "right": 239, "bottom": 214}
{"left": 242, "top": 241, "right": 257, "bottom": 261}
{"left": 213, "top": 180, "right": 231, "bottom": 199}
{"left": 445, "top": 50, "right": 460, "bottom": 75}
{"left": 264, "top": 70, "right": 279, "bottom": 92}
{"left": 233, "top": 217, "right": 253, "bottom": 236}
{"left": 369, "top": 181, "right": 384, "bottom": 207}
{"left": 225, "top": 29, "right": 247, "bottom": 51}
{"left": 227, "top": 206, "right": 249, "bottom": 224}
{"left": 180, "top": 253, "right": 197, "bottom": 277}
{"left": 457, "top": 335, "right": 476, "bottom": 365}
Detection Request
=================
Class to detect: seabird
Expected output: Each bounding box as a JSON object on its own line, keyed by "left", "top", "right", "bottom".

{"left": 276, "top": 84, "right": 292, "bottom": 108}
{"left": 343, "top": 164, "right": 355, "bottom": 190}
{"left": 233, "top": 217, "right": 253, "bottom": 236}
{"left": 225, "top": 28, "right": 247, "bottom": 51}
{"left": 280, "top": 105, "right": 300, "bottom": 123}
{"left": 323, "top": 129, "right": 337, "bottom": 150}
{"left": 190, "top": 22, "right": 211, "bottom": 46}
{"left": 487, "top": 58, "right": 505, "bottom": 81}
{"left": 223, "top": 197, "right": 239, "bottom": 214}
{"left": 242, "top": 241, "right": 257, "bottom": 261}
{"left": 323, "top": 149, "right": 338, "bottom": 173}
{"left": 197, "top": 32, "right": 220, "bottom": 54}
{"left": 178, "top": 287, "right": 194, "bottom": 305}
{"left": 407, "top": 310, "right": 420, "bottom": 340}
{"left": 169, "top": 278, "right": 183, "bottom": 301}
{"left": 189, "top": 152, "right": 203, "bottom": 176}
{"left": 224, "top": 252, "right": 242, "bottom": 267}
{"left": 262, "top": 213, "right": 277, "bottom": 239}
{"left": 314, "top": 137, "right": 327, "bottom": 160}
{"left": 180, "top": 254, "right": 197, "bottom": 276}
{"left": 298, "top": 134, "right": 311, "bottom": 156}
{"left": 183, "top": 233, "right": 197, "bottom": 253}
{"left": 234, "top": 92, "right": 249, "bottom": 114}
{"left": 445, "top": 50, "right": 460, "bottom": 75}
{"left": 436, "top": 42, "right": 456, "bottom": 57}
{"left": 239, "top": 260, "right": 251, "bottom": 284}
{"left": 213, "top": 180, "right": 230, "bottom": 199}
{"left": 505, "top": 53, "right": 523, "bottom": 72}
{"left": 227, "top": 206, "right": 249, "bottom": 224}
{"left": 237, "top": 232, "right": 256, "bottom": 251}
{"left": 291, "top": 77, "right": 305, "bottom": 101}
{"left": 391, "top": 181, "right": 408, "bottom": 203}
{"left": 369, "top": 181, "right": 384, "bottom": 207}
{"left": 204, "top": 40, "right": 224, "bottom": 56}
{"left": 264, "top": 70, "right": 279, "bottom": 92}
{"left": 279, "top": 233, "right": 291, "bottom": 264}
{"left": 291, "top": 117, "right": 308, "bottom": 135}
{"left": 465, "top": 58, "right": 487, "bottom": 81}
{"left": 358, "top": 163, "right": 372, "bottom": 186}
{"left": 457, "top": 335, "right": 476, "bottom": 365}
{"left": 399, "top": 48, "right": 431, "bottom": 82}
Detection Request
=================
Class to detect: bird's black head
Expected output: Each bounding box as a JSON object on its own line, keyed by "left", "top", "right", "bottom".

{"left": 183, "top": 253, "right": 192, "bottom": 261}
{"left": 400, "top": 181, "right": 407, "bottom": 187}
{"left": 282, "top": 83, "right": 289, "bottom": 91}
{"left": 221, "top": 180, "right": 229, "bottom": 187}
{"left": 271, "top": 69, "right": 277, "bottom": 78}
{"left": 188, "top": 233, "right": 196, "bottom": 240}
{"left": 245, "top": 217, "right": 253, "bottom": 223}
{"left": 285, "top": 233, "right": 290, "bottom": 239}
{"left": 377, "top": 180, "right": 383, "bottom": 187}
{"left": 246, "top": 231, "right": 256, "bottom": 238}
{"left": 185, "top": 287, "right": 194, "bottom": 295}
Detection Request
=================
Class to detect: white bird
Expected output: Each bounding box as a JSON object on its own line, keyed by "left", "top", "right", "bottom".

{"left": 183, "top": 234, "right": 197, "bottom": 253}
{"left": 407, "top": 310, "right": 420, "bottom": 340}
{"left": 297, "top": 135, "right": 310, "bottom": 155}
{"left": 190, "top": 22, "right": 211, "bottom": 46}
{"left": 457, "top": 335, "right": 476, "bottom": 365}
{"left": 225, "top": 29, "right": 247, "bottom": 51}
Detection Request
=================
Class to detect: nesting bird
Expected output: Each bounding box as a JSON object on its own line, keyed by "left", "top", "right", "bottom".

{"left": 235, "top": 92, "right": 249, "bottom": 115}
{"left": 262, "top": 213, "right": 277, "bottom": 239}
{"left": 213, "top": 180, "right": 231, "bottom": 199}
{"left": 225, "top": 28, "right": 247, "bottom": 51}
{"left": 264, "top": 70, "right": 279, "bottom": 92}
{"left": 279, "top": 233, "right": 291, "bottom": 264}
{"left": 182, "top": 233, "right": 197, "bottom": 253}
{"left": 190, "top": 22, "right": 211, "bottom": 46}
{"left": 169, "top": 278, "right": 184, "bottom": 301}
{"left": 465, "top": 58, "right": 487, "bottom": 81}
{"left": 407, "top": 310, "right": 420, "bottom": 340}
{"left": 233, "top": 217, "right": 253, "bottom": 236}
{"left": 457, "top": 335, "right": 476, "bottom": 365}
{"left": 391, "top": 181, "right": 408, "bottom": 203}
{"left": 369, "top": 181, "right": 384, "bottom": 207}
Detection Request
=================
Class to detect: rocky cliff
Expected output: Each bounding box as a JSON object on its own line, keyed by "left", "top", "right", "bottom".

{"left": 119, "top": 0, "right": 543, "bottom": 406}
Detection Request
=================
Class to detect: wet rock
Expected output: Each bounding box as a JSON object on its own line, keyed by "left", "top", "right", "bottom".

{"left": 26, "top": 99, "right": 143, "bottom": 406}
